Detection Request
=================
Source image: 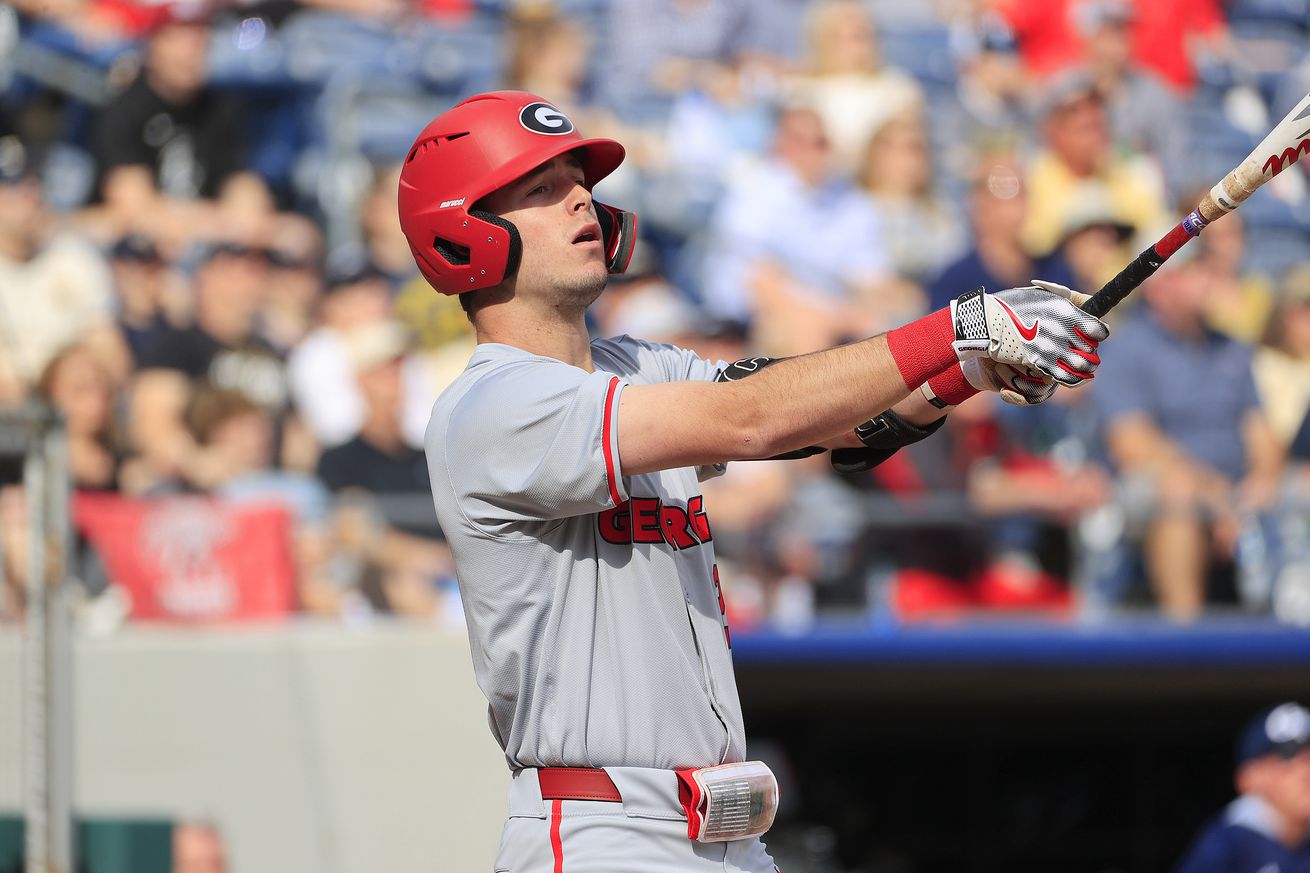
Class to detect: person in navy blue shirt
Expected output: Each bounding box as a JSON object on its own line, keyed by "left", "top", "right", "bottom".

{"left": 927, "top": 162, "right": 1078, "bottom": 312}
{"left": 1175, "top": 702, "right": 1310, "bottom": 873}
{"left": 1090, "top": 258, "right": 1283, "bottom": 620}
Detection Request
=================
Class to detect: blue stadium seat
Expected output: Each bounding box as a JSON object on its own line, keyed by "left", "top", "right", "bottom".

{"left": 876, "top": 22, "right": 956, "bottom": 88}
{"left": 1244, "top": 225, "right": 1310, "bottom": 280}
{"left": 1226, "top": 0, "right": 1310, "bottom": 28}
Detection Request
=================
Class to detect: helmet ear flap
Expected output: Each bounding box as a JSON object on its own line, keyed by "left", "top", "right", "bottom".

{"left": 594, "top": 201, "right": 637, "bottom": 275}
{"left": 468, "top": 209, "right": 523, "bottom": 281}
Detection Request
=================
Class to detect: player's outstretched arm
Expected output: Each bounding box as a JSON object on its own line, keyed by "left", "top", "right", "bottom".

{"left": 617, "top": 283, "right": 1107, "bottom": 476}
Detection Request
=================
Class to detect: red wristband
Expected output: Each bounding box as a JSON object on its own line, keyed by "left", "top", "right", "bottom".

{"left": 925, "top": 364, "right": 978, "bottom": 407}
{"left": 885, "top": 308, "right": 956, "bottom": 391}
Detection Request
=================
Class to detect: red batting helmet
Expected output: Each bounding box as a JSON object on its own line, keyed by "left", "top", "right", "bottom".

{"left": 397, "top": 91, "right": 637, "bottom": 295}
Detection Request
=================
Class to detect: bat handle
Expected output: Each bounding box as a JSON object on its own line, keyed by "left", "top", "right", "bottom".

{"left": 1081, "top": 214, "right": 1206, "bottom": 319}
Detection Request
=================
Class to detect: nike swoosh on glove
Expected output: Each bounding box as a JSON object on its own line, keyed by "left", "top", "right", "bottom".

{"left": 950, "top": 281, "right": 1109, "bottom": 386}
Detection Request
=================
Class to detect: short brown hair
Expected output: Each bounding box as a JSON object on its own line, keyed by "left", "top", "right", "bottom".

{"left": 185, "top": 388, "right": 261, "bottom": 445}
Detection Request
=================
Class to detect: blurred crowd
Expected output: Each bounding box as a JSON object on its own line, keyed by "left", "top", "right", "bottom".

{"left": 2, "top": 0, "right": 1310, "bottom": 629}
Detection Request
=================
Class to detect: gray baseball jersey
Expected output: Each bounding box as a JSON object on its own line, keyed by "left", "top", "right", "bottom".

{"left": 425, "top": 336, "right": 745, "bottom": 772}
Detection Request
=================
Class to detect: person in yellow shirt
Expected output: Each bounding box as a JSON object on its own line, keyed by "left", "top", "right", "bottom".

{"left": 1022, "top": 72, "right": 1171, "bottom": 261}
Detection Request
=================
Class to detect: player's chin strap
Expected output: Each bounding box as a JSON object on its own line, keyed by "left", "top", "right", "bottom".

{"left": 714, "top": 357, "right": 946, "bottom": 469}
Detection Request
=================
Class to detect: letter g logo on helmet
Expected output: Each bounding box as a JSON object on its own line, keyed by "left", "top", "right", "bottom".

{"left": 519, "top": 102, "right": 575, "bottom": 135}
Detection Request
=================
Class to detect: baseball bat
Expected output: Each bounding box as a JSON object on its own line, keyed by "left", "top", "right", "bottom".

{"left": 1082, "top": 90, "right": 1310, "bottom": 319}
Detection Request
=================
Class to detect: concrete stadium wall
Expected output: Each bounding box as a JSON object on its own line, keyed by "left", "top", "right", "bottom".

{"left": 0, "top": 625, "right": 507, "bottom": 872}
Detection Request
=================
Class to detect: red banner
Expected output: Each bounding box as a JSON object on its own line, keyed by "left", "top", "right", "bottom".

{"left": 73, "top": 492, "right": 297, "bottom": 622}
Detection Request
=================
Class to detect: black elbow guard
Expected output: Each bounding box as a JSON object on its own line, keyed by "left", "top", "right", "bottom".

{"left": 715, "top": 356, "right": 779, "bottom": 382}
{"left": 831, "top": 409, "right": 946, "bottom": 474}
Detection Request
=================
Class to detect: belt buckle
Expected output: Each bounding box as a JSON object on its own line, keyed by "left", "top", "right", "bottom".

{"left": 675, "top": 761, "right": 778, "bottom": 843}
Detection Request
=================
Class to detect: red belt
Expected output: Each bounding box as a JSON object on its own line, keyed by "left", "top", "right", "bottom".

{"left": 537, "top": 767, "right": 622, "bottom": 802}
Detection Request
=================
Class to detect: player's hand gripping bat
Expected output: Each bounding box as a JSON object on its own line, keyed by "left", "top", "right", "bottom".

{"left": 1082, "top": 90, "right": 1310, "bottom": 319}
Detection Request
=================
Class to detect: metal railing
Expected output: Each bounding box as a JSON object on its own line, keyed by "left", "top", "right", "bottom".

{"left": 0, "top": 402, "right": 73, "bottom": 873}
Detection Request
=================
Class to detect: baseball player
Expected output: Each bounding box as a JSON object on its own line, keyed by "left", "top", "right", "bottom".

{"left": 397, "top": 91, "right": 1108, "bottom": 873}
{"left": 1174, "top": 702, "right": 1310, "bottom": 873}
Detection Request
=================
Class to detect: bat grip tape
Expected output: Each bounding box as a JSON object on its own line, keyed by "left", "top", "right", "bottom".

{"left": 1082, "top": 221, "right": 1197, "bottom": 319}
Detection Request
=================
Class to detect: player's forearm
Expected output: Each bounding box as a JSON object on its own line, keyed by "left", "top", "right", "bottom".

{"left": 620, "top": 310, "right": 956, "bottom": 474}
{"left": 719, "top": 315, "right": 957, "bottom": 459}
{"left": 814, "top": 384, "right": 949, "bottom": 449}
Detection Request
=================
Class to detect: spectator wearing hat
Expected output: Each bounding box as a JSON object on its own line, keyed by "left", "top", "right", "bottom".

{"left": 1077, "top": 0, "right": 1188, "bottom": 197}
{"left": 1022, "top": 71, "right": 1170, "bottom": 259}
{"left": 939, "top": 12, "right": 1034, "bottom": 184}
{"left": 1054, "top": 190, "right": 1136, "bottom": 295}
{"left": 287, "top": 263, "right": 394, "bottom": 449}
{"left": 1091, "top": 258, "right": 1283, "bottom": 620}
{"left": 1174, "top": 702, "right": 1310, "bottom": 873}
{"left": 316, "top": 321, "right": 455, "bottom": 620}
{"left": 0, "top": 135, "right": 128, "bottom": 403}
{"left": 107, "top": 233, "right": 189, "bottom": 363}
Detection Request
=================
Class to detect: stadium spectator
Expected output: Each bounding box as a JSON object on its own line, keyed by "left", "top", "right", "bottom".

{"left": 965, "top": 389, "right": 1111, "bottom": 609}
{"left": 107, "top": 233, "right": 188, "bottom": 365}
{"left": 0, "top": 136, "right": 127, "bottom": 403}
{"left": 316, "top": 320, "right": 453, "bottom": 619}
{"left": 288, "top": 263, "right": 393, "bottom": 449}
{"left": 1021, "top": 72, "right": 1170, "bottom": 259}
{"left": 186, "top": 387, "right": 339, "bottom": 616}
{"left": 857, "top": 111, "right": 966, "bottom": 286}
{"left": 1076, "top": 0, "right": 1188, "bottom": 196}
{"left": 1194, "top": 202, "right": 1274, "bottom": 347}
{"left": 939, "top": 12, "right": 1032, "bottom": 184}
{"left": 37, "top": 344, "right": 123, "bottom": 491}
{"left": 1053, "top": 192, "right": 1135, "bottom": 295}
{"left": 251, "top": 216, "right": 323, "bottom": 356}
{"left": 90, "top": 6, "right": 272, "bottom": 253}
{"left": 1092, "top": 259, "right": 1283, "bottom": 620}
{"left": 1125, "top": 0, "right": 1228, "bottom": 94}
{"left": 996, "top": 0, "right": 1227, "bottom": 93}
{"left": 928, "top": 160, "right": 1077, "bottom": 312}
{"left": 129, "top": 241, "right": 289, "bottom": 491}
{"left": 699, "top": 104, "right": 902, "bottom": 355}
{"left": 172, "top": 820, "right": 228, "bottom": 873}
{"left": 316, "top": 321, "right": 430, "bottom": 531}
{"left": 1174, "top": 702, "right": 1310, "bottom": 873}
{"left": 1254, "top": 267, "right": 1310, "bottom": 456}
{"left": 784, "top": 0, "right": 923, "bottom": 174}
{"left": 356, "top": 163, "right": 420, "bottom": 289}
{"left": 505, "top": 10, "right": 603, "bottom": 130}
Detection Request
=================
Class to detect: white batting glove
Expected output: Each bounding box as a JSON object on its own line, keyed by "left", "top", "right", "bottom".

{"left": 950, "top": 281, "right": 1109, "bottom": 386}
{"left": 961, "top": 358, "right": 1058, "bottom": 406}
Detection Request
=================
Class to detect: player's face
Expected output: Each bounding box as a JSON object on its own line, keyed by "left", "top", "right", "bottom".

{"left": 1248, "top": 748, "right": 1310, "bottom": 826}
{"left": 481, "top": 153, "right": 608, "bottom": 309}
